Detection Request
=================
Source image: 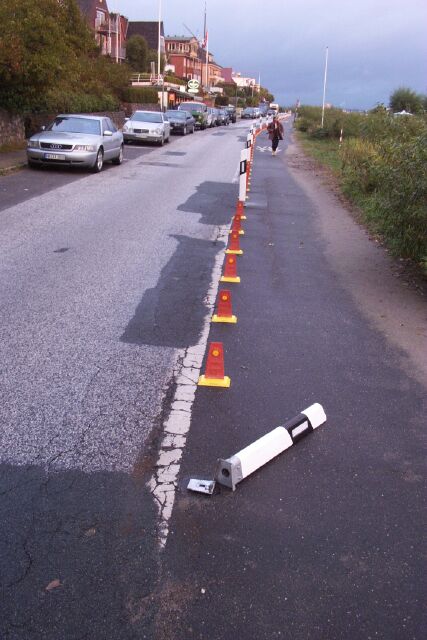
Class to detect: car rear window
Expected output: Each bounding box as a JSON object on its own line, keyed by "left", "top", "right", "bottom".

{"left": 166, "top": 111, "right": 185, "bottom": 119}
{"left": 179, "top": 103, "right": 204, "bottom": 112}
{"left": 48, "top": 117, "right": 101, "bottom": 135}
{"left": 132, "top": 112, "right": 163, "bottom": 123}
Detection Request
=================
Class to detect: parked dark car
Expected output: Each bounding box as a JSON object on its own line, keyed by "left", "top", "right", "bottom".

{"left": 241, "top": 107, "right": 256, "bottom": 119}
{"left": 165, "top": 110, "right": 195, "bottom": 135}
{"left": 218, "top": 109, "right": 230, "bottom": 125}
{"left": 225, "top": 106, "right": 237, "bottom": 123}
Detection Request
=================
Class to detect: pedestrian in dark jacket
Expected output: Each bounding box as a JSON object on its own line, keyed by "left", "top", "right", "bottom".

{"left": 267, "top": 115, "right": 284, "bottom": 155}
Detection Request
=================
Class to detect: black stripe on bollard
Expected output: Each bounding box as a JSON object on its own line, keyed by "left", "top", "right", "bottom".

{"left": 240, "top": 160, "right": 247, "bottom": 175}
{"left": 283, "top": 414, "right": 314, "bottom": 444}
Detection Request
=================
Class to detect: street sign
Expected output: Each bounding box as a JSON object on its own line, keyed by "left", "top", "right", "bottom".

{"left": 187, "top": 79, "right": 200, "bottom": 94}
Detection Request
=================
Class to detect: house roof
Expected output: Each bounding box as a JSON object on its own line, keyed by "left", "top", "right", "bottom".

{"left": 75, "top": 0, "right": 109, "bottom": 18}
{"left": 127, "top": 21, "right": 165, "bottom": 49}
{"left": 165, "top": 36, "right": 195, "bottom": 42}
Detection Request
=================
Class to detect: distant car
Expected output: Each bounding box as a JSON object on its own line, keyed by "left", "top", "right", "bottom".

{"left": 207, "top": 108, "right": 216, "bottom": 128}
{"left": 225, "top": 106, "right": 237, "bottom": 123}
{"left": 211, "top": 108, "right": 221, "bottom": 126}
{"left": 178, "top": 102, "right": 209, "bottom": 130}
{"left": 242, "top": 107, "right": 256, "bottom": 119}
{"left": 123, "top": 110, "right": 170, "bottom": 145}
{"left": 165, "top": 109, "right": 195, "bottom": 135}
{"left": 253, "top": 107, "right": 261, "bottom": 118}
{"left": 26, "top": 114, "right": 123, "bottom": 172}
{"left": 267, "top": 109, "right": 277, "bottom": 117}
{"left": 218, "top": 109, "right": 230, "bottom": 125}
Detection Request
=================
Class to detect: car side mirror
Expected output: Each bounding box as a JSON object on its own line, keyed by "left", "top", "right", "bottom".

{"left": 104, "top": 130, "right": 113, "bottom": 137}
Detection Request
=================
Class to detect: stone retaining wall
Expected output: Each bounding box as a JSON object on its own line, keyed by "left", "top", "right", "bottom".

{"left": 0, "top": 110, "right": 25, "bottom": 146}
{"left": 1, "top": 106, "right": 160, "bottom": 143}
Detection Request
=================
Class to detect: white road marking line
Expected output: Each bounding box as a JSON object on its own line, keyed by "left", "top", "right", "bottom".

{"left": 148, "top": 226, "right": 229, "bottom": 548}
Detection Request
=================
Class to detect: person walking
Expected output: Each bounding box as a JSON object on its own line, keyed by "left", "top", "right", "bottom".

{"left": 267, "top": 115, "right": 284, "bottom": 155}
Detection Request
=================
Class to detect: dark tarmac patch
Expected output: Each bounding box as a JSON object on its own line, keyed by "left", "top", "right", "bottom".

{"left": 53, "top": 247, "right": 69, "bottom": 253}
{"left": 137, "top": 161, "right": 180, "bottom": 168}
{"left": 121, "top": 234, "right": 223, "bottom": 348}
{"left": 164, "top": 151, "right": 187, "bottom": 156}
{"left": 0, "top": 463, "right": 159, "bottom": 640}
{"left": 177, "top": 180, "right": 236, "bottom": 226}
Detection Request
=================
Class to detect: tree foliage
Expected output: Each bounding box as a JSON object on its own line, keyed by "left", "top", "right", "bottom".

{"left": 389, "top": 87, "right": 424, "bottom": 114}
{"left": 126, "top": 35, "right": 149, "bottom": 71}
{"left": 0, "top": 0, "right": 131, "bottom": 113}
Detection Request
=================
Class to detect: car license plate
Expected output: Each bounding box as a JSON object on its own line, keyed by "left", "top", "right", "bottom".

{"left": 136, "top": 133, "right": 147, "bottom": 138}
{"left": 44, "top": 153, "right": 65, "bottom": 160}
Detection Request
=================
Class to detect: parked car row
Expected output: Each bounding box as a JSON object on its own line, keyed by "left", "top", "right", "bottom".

{"left": 25, "top": 103, "right": 239, "bottom": 172}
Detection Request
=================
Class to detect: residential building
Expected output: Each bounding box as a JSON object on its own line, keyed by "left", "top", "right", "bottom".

{"left": 76, "top": 0, "right": 128, "bottom": 62}
{"left": 221, "top": 67, "right": 234, "bottom": 84}
{"left": 232, "top": 72, "right": 260, "bottom": 91}
{"left": 199, "top": 49, "right": 223, "bottom": 87}
{"left": 165, "top": 36, "right": 202, "bottom": 83}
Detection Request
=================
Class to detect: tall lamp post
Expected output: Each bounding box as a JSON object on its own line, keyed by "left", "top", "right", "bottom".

{"left": 157, "top": 0, "right": 166, "bottom": 111}
{"left": 321, "top": 46, "right": 329, "bottom": 128}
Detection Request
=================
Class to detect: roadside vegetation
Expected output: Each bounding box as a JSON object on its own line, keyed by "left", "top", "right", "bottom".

{"left": 0, "top": 0, "right": 131, "bottom": 113}
{"left": 295, "top": 96, "right": 427, "bottom": 270}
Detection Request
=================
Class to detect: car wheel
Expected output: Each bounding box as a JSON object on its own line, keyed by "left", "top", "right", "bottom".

{"left": 183, "top": 126, "right": 187, "bottom": 136}
{"left": 92, "top": 148, "right": 104, "bottom": 173}
{"left": 112, "top": 145, "right": 123, "bottom": 165}
{"left": 27, "top": 160, "right": 39, "bottom": 169}
{"left": 159, "top": 136, "right": 164, "bottom": 146}
{"left": 165, "top": 134, "right": 170, "bottom": 143}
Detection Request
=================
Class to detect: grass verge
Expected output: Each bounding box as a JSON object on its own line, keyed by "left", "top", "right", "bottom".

{"left": 295, "top": 132, "right": 342, "bottom": 175}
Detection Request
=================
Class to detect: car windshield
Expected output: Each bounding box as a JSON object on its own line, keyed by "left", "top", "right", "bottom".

{"left": 166, "top": 111, "right": 185, "bottom": 119}
{"left": 47, "top": 117, "right": 101, "bottom": 135}
{"left": 180, "top": 103, "right": 203, "bottom": 112}
{"left": 132, "top": 112, "right": 163, "bottom": 123}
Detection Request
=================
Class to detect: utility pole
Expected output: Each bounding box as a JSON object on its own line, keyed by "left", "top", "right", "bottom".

{"left": 321, "top": 46, "right": 329, "bottom": 128}
{"left": 158, "top": 0, "right": 162, "bottom": 83}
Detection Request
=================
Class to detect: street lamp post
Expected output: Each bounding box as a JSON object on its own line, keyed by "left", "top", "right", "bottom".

{"left": 321, "top": 46, "right": 329, "bottom": 128}
{"left": 157, "top": 0, "right": 162, "bottom": 83}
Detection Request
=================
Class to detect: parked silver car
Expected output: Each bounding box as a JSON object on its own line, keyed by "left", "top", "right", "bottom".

{"left": 123, "top": 111, "right": 170, "bottom": 145}
{"left": 26, "top": 114, "right": 123, "bottom": 172}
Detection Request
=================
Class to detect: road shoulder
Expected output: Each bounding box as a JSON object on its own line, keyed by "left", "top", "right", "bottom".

{"left": 286, "top": 134, "right": 427, "bottom": 387}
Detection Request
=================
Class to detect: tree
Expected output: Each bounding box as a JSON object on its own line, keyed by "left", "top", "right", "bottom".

{"left": 389, "top": 87, "right": 424, "bottom": 114}
{"left": 126, "top": 35, "right": 148, "bottom": 72}
{"left": 146, "top": 49, "right": 166, "bottom": 74}
{"left": 0, "top": 0, "right": 97, "bottom": 111}
{"left": 0, "top": 0, "right": 130, "bottom": 113}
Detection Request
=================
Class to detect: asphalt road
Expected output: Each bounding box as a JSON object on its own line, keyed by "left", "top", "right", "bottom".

{"left": 0, "top": 123, "right": 244, "bottom": 639}
{"left": 1, "top": 120, "right": 426, "bottom": 640}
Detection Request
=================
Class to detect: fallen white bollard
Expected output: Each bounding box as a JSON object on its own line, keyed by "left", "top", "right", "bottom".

{"left": 215, "top": 403, "right": 327, "bottom": 491}
{"left": 187, "top": 403, "right": 327, "bottom": 494}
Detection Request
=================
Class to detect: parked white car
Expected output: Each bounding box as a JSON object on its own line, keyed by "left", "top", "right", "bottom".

{"left": 123, "top": 111, "right": 171, "bottom": 145}
{"left": 26, "top": 114, "right": 123, "bottom": 172}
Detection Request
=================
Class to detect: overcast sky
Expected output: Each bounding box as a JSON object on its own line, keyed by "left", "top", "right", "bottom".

{"left": 110, "top": 0, "right": 427, "bottom": 109}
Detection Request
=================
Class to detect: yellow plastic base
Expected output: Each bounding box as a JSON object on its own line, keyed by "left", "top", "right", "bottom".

{"left": 198, "top": 375, "right": 231, "bottom": 388}
{"left": 211, "top": 314, "right": 237, "bottom": 324}
{"left": 240, "top": 215, "right": 247, "bottom": 220}
{"left": 229, "top": 229, "right": 245, "bottom": 235}
{"left": 220, "top": 276, "right": 241, "bottom": 283}
{"left": 225, "top": 249, "right": 243, "bottom": 255}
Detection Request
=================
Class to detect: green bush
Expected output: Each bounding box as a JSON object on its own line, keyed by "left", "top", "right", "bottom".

{"left": 120, "top": 87, "right": 159, "bottom": 104}
{"left": 341, "top": 121, "right": 427, "bottom": 263}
